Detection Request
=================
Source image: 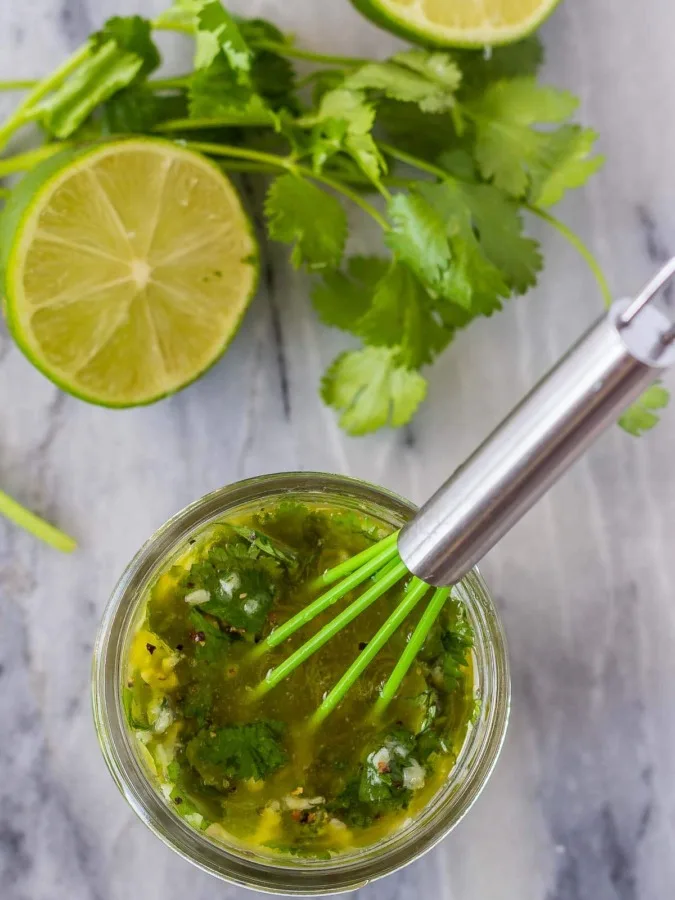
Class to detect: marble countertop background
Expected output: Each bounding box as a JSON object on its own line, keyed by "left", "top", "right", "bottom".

{"left": 2, "top": 1, "right": 675, "bottom": 898}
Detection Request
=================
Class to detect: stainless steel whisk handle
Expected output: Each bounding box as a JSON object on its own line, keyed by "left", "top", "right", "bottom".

{"left": 398, "top": 259, "right": 675, "bottom": 588}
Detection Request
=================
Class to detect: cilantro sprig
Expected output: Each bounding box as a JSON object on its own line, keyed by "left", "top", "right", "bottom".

{"left": 0, "top": 0, "right": 664, "bottom": 436}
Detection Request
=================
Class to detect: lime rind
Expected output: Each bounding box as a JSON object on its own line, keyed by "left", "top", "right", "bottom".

{"left": 351, "top": 0, "right": 560, "bottom": 47}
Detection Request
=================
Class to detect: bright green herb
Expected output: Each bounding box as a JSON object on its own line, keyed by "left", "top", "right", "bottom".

{"left": 124, "top": 501, "right": 476, "bottom": 857}
{"left": 0, "top": 0, "right": 661, "bottom": 434}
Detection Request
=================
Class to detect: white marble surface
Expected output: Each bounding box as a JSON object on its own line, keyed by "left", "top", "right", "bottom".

{"left": 2, "top": 1, "right": 675, "bottom": 898}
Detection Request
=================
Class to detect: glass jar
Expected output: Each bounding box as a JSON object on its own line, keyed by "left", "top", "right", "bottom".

{"left": 92, "top": 473, "right": 510, "bottom": 894}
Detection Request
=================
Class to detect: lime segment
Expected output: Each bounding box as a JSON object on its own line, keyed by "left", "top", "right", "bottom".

{"left": 3, "top": 139, "right": 258, "bottom": 406}
{"left": 353, "top": 0, "right": 560, "bottom": 46}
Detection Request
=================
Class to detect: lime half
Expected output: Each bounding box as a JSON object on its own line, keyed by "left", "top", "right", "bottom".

{"left": 2, "top": 139, "right": 258, "bottom": 406}
{"left": 351, "top": 0, "right": 560, "bottom": 46}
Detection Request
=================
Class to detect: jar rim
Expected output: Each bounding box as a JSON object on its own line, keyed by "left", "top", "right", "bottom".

{"left": 92, "top": 472, "right": 510, "bottom": 895}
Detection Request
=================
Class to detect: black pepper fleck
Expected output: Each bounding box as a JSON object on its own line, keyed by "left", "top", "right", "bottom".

{"left": 146, "top": 643, "right": 156, "bottom": 655}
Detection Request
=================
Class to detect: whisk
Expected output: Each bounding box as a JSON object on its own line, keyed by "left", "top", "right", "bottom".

{"left": 253, "top": 260, "right": 675, "bottom": 727}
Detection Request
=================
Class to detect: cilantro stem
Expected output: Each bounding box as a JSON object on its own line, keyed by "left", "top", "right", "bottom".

{"left": 302, "top": 169, "right": 389, "bottom": 228}
{"left": 0, "top": 44, "right": 91, "bottom": 151}
{"left": 379, "top": 143, "right": 448, "bottom": 181}
{"left": 183, "top": 140, "right": 389, "bottom": 229}
{"left": 213, "top": 157, "right": 403, "bottom": 191}
{"left": 151, "top": 20, "right": 194, "bottom": 35}
{"left": 214, "top": 160, "right": 280, "bottom": 175}
{"left": 0, "top": 75, "right": 191, "bottom": 94}
{"left": 0, "top": 488, "right": 76, "bottom": 552}
{"left": 149, "top": 76, "right": 191, "bottom": 90}
{"left": 0, "top": 80, "right": 38, "bottom": 91}
{"left": 253, "top": 40, "right": 366, "bottom": 67}
{"left": 180, "top": 140, "right": 288, "bottom": 169}
{"left": 155, "top": 115, "right": 275, "bottom": 131}
{"left": 526, "top": 204, "right": 612, "bottom": 307}
{"left": 295, "top": 71, "right": 330, "bottom": 90}
{"left": 0, "top": 143, "right": 70, "bottom": 177}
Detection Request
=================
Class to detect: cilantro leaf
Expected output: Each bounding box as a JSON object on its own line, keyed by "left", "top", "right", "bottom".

{"left": 312, "top": 256, "right": 389, "bottom": 332}
{"left": 38, "top": 15, "right": 161, "bottom": 139}
{"left": 328, "top": 779, "right": 375, "bottom": 828}
{"left": 457, "top": 36, "right": 544, "bottom": 94}
{"left": 187, "top": 56, "right": 274, "bottom": 122}
{"left": 317, "top": 88, "right": 374, "bottom": 134}
{"left": 153, "top": 0, "right": 200, "bottom": 31}
{"left": 386, "top": 191, "right": 452, "bottom": 296}
{"left": 446, "top": 179, "right": 543, "bottom": 293}
{"left": 618, "top": 385, "right": 670, "bottom": 436}
{"left": 321, "top": 347, "right": 427, "bottom": 435}
{"left": 439, "top": 615, "right": 474, "bottom": 691}
{"left": 187, "top": 11, "right": 297, "bottom": 119}
{"left": 250, "top": 50, "right": 298, "bottom": 113}
{"left": 194, "top": 568, "right": 276, "bottom": 635}
{"left": 265, "top": 174, "right": 347, "bottom": 270}
{"left": 376, "top": 98, "right": 459, "bottom": 162}
{"left": 310, "top": 88, "right": 385, "bottom": 183}
{"left": 230, "top": 525, "right": 297, "bottom": 566}
{"left": 528, "top": 125, "right": 604, "bottom": 207}
{"left": 187, "top": 608, "right": 232, "bottom": 665}
{"left": 93, "top": 15, "right": 161, "bottom": 77}
{"left": 314, "top": 259, "right": 452, "bottom": 392}
{"left": 329, "top": 728, "right": 423, "bottom": 825}
{"left": 345, "top": 49, "right": 461, "bottom": 114}
{"left": 237, "top": 17, "right": 287, "bottom": 45}
{"left": 101, "top": 86, "right": 187, "bottom": 133}
{"left": 358, "top": 728, "right": 417, "bottom": 807}
{"left": 386, "top": 182, "right": 510, "bottom": 314}
{"left": 182, "top": 534, "right": 289, "bottom": 634}
{"left": 467, "top": 78, "right": 600, "bottom": 200}
{"left": 187, "top": 721, "right": 287, "bottom": 788}
{"left": 193, "top": 0, "right": 252, "bottom": 74}
{"left": 356, "top": 262, "right": 452, "bottom": 367}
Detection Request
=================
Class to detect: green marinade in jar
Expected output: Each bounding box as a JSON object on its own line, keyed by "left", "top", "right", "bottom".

{"left": 123, "top": 500, "right": 477, "bottom": 858}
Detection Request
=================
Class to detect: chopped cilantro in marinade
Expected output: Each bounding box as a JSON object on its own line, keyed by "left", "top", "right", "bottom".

{"left": 125, "top": 501, "right": 476, "bottom": 858}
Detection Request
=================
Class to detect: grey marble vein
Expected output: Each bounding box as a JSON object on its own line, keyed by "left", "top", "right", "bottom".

{"left": 1, "top": 1, "right": 675, "bottom": 899}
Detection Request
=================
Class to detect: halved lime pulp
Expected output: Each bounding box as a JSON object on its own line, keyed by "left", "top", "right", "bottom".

{"left": 2, "top": 139, "right": 258, "bottom": 406}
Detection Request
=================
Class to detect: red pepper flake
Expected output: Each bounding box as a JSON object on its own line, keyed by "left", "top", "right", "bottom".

{"left": 377, "top": 761, "right": 391, "bottom": 774}
{"left": 146, "top": 643, "right": 156, "bottom": 655}
{"left": 189, "top": 630, "right": 206, "bottom": 644}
